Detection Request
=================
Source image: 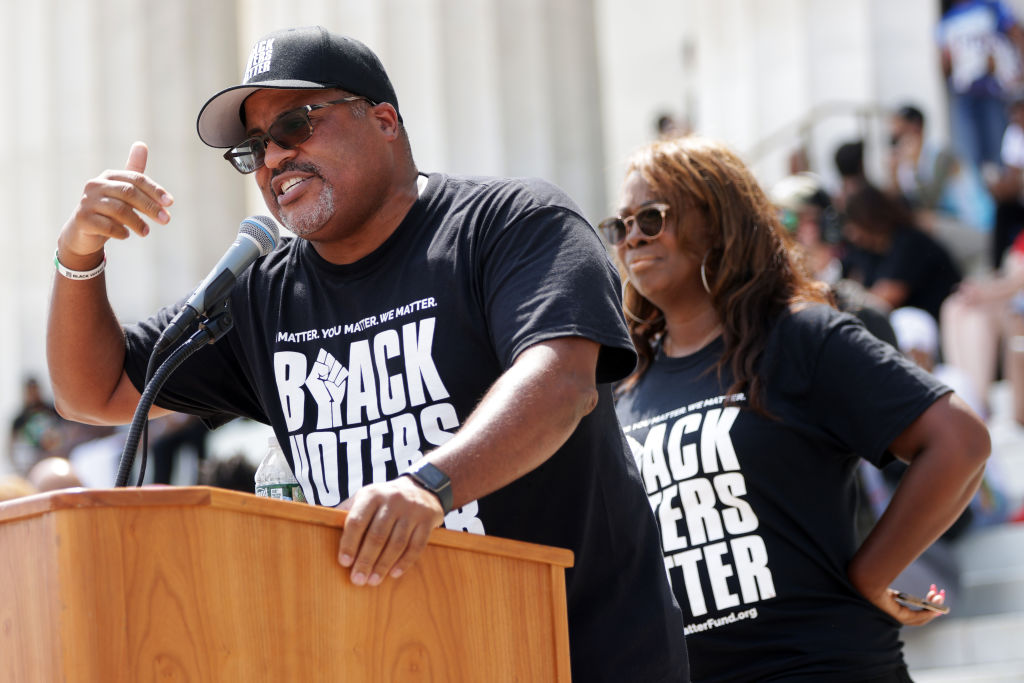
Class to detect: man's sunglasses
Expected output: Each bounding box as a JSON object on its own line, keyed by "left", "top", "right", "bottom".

{"left": 223, "top": 96, "right": 375, "bottom": 174}
{"left": 597, "top": 203, "right": 671, "bottom": 245}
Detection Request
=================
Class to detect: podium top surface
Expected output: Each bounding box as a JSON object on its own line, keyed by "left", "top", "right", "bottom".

{"left": 0, "top": 486, "right": 572, "bottom": 567}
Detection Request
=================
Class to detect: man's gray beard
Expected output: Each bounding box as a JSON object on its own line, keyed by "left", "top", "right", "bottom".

{"left": 280, "top": 182, "right": 335, "bottom": 237}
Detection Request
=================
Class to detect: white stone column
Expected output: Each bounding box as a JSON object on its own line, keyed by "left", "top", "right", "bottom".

{"left": 0, "top": 0, "right": 245, "bottom": 469}
{"left": 595, "top": 0, "right": 691, "bottom": 212}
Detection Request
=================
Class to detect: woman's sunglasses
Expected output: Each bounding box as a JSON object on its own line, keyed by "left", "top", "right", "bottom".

{"left": 223, "top": 96, "right": 375, "bottom": 174}
{"left": 597, "top": 203, "right": 671, "bottom": 246}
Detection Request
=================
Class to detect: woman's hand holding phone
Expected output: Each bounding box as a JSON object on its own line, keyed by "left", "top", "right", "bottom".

{"left": 893, "top": 590, "right": 950, "bottom": 615}
{"left": 880, "top": 583, "right": 949, "bottom": 626}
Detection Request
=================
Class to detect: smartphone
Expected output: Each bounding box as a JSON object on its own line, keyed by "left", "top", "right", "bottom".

{"left": 894, "top": 591, "right": 950, "bottom": 615}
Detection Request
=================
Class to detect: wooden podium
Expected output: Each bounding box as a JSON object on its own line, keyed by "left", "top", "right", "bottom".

{"left": 0, "top": 486, "right": 573, "bottom": 682}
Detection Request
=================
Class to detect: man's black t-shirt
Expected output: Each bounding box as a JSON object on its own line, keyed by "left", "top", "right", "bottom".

{"left": 614, "top": 305, "right": 949, "bottom": 682}
{"left": 124, "top": 172, "right": 689, "bottom": 682}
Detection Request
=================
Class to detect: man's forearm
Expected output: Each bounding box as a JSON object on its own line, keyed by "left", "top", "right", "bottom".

{"left": 424, "top": 337, "right": 600, "bottom": 509}
{"left": 47, "top": 270, "right": 132, "bottom": 424}
{"left": 335, "top": 336, "right": 602, "bottom": 586}
{"left": 48, "top": 142, "right": 174, "bottom": 425}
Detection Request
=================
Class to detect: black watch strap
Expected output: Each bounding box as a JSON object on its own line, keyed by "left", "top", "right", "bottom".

{"left": 403, "top": 461, "right": 453, "bottom": 515}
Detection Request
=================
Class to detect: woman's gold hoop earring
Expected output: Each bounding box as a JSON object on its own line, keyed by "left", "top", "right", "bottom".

{"left": 623, "top": 302, "right": 650, "bottom": 324}
{"left": 622, "top": 281, "right": 664, "bottom": 325}
{"left": 700, "top": 253, "right": 712, "bottom": 295}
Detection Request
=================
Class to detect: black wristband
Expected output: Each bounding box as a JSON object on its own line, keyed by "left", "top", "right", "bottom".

{"left": 403, "top": 461, "right": 453, "bottom": 515}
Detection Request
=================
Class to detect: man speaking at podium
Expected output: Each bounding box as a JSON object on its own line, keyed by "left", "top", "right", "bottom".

{"left": 46, "top": 26, "right": 688, "bottom": 681}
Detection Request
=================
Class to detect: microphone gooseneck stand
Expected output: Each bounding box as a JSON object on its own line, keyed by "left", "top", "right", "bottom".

{"left": 114, "top": 305, "right": 234, "bottom": 487}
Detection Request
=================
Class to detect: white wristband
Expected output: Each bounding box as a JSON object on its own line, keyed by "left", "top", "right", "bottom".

{"left": 54, "top": 249, "right": 106, "bottom": 280}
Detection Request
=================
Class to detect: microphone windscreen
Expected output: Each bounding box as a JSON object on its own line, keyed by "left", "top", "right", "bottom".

{"left": 240, "top": 215, "right": 280, "bottom": 255}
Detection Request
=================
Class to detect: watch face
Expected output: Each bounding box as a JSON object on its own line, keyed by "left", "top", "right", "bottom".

{"left": 413, "top": 462, "right": 448, "bottom": 490}
{"left": 408, "top": 462, "right": 453, "bottom": 514}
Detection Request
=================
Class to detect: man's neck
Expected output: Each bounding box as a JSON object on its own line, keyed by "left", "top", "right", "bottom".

{"left": 311, "top": 172, "right": 422, "bottom": 265}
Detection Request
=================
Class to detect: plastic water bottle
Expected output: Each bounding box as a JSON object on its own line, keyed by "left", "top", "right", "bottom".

{"left": 254, "top": 436, "right": 306, "bottom": 502}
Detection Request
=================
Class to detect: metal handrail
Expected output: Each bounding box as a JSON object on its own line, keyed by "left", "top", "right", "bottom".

{"left": 744, "top": 100, "right": 892, "bottom": 167}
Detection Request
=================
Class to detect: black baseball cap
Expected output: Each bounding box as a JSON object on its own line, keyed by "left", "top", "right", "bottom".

{"left": 196, "top": 26, "right": 400, "bottom": 148}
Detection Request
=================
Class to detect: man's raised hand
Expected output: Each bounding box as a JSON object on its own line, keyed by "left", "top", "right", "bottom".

{"left": 57, "top": 141, "right": 174, "bottom": 268}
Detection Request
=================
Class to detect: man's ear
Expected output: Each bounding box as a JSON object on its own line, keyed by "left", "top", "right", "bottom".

{"left": 371, "top": 102, "right": 400, "bottom": 139}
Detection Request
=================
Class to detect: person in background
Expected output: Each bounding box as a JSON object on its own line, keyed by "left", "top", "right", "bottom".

{"left": 150, "top": 413, "right": 209, "bottom": 485}
{"left": 8, "top": 376, "right": 66, "bottom": 476}
{"left": 45, "top": 25, "right": 688, "bottom": 681}
{"left": 833, "top": 139, "right": 869, "bottom": 210}
{"left": 890, "top": 306, "right": 1011, "bottom": 528}
{"left": 987, "top": 96, "right": 1024, "bottom": 268}
{"left": 0, "top": 474, "right": 37, "bottom": 502}
{"left": 1008, "top": 296, "right": 1024, "bottom": 426}
{"left": 941, "top": 226, "right": 1024, "bottom": 415}
{"left": 771, "top": 173, "right": 845, "bottom": 284}
{"left": 198, "top": 453, "right": 259, "bottom": 493}
{"left": 841, "top": 184, "right": 962, "bottom": 322}
{"left": 888, "top": 105, "right": 957, "bottom": 213}
{"left": 938, "top": 0, "right": 1024, "bottom": 175}
{"left": 603, "top": 135, "right": 990, "bottom": 681}
{"left": 770, "top": 173, "right": 897, "bottom": 345}
{"left": 892, "top": 307, "right": 985, "bottom": 416}
{"left": 786, "top": 145, "right": 811, "bottom": 176}
{"left": 27, "top": 456, "right": 83, "bottom": 493}
{"left": 655, "top": 113, "right": 688, "bottom": 140}
{"left": 888, "top": 102, "right": 994, "bottom": 254}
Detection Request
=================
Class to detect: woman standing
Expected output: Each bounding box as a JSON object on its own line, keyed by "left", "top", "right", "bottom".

{"left": 603, "top": 137, "right": 990, "bottom": 682}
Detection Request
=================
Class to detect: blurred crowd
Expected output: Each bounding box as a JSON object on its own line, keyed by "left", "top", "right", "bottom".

{"left": 1, "top": 375, "right": 256, "bottom": 502}
{"left": 764, "top": 95, "right": 1024, "bottom": 513}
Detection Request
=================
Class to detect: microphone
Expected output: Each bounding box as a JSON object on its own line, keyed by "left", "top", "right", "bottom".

{"left": 154, "top": 215, "right": 280, "bottom": 354}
